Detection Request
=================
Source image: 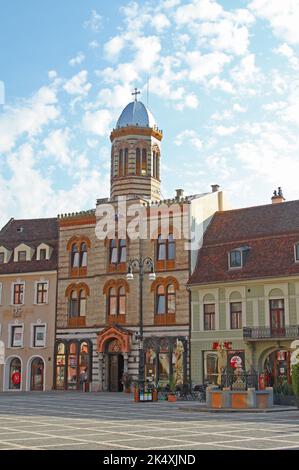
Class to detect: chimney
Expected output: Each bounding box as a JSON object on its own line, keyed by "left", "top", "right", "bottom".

{"left": 271, "top": 187, "right": 285, "bottom": 204}
{"left": 175, "top": 189, "right": 184, "bottom": 200}
{"left": 211, "top": 184, "right": 220, "bottom": 193}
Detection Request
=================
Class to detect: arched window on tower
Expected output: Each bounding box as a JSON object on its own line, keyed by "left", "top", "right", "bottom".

{"left": 136, "top": 148, "right": 141, "bottom": 175}
{"left": 156, "top": 154, "right": 160, "bottom": 180}
{"left": 153, "top": 151, "right": 157, "bottom": 178}
{"left": 80, "top": 243, "right": 87, "bottom": 267}
{"left": 142, "top": 148, "right": 147, "bottom": 175}
{"left": 119, "top": 149, "right": 123, "bottom": 177}
{"left": 124, "top": 148, "right": 129, "bottom": 176}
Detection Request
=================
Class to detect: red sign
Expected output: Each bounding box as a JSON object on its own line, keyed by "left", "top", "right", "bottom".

{"left": 212, "top": 341, "right": 232, "bottom": 350}
{"left": 12, "top": 372, "right": 21, "bottom": 386}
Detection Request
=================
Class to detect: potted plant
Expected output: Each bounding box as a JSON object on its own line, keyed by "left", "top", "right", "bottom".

{"left": 291, "top": 363, "right": 299, "bottom": 408}
{"left": 122, "top": 373, "right": 132, "bottom": 393}
{"left": 167, "top": 377, "right": 177, "bottom": 402}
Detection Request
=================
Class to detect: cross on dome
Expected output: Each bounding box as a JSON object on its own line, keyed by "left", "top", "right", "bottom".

{"left": 132, "top": 88, "right": 141, "bottom": 102}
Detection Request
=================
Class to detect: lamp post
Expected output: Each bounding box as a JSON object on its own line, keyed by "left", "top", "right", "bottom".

{"left": 127, "top": 257, "right": 156, "bottom": 388}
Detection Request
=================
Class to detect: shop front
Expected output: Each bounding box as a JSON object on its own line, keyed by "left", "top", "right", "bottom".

{"left": 54, "top": 339, "right": 92, "bottom": 390}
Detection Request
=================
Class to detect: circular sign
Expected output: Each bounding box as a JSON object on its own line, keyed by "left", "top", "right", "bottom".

{"left": 230, "top": 355, "right": 242, "bottom": 369}
{"left": 11, "top": 371, "right": 21, "bottom": 385}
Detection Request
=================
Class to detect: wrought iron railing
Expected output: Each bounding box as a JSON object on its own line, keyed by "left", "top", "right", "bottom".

{"left": 221, "top": 370, "right": 258, "bottom": 391}
{"left": 243, "top": 325, "right": 299, "bottom": 340}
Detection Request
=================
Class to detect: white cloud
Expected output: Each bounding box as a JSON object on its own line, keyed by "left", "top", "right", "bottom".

{"left": 249, "top": 0, "right": 299, "bottom": 44}
{"left": 175, "top": 130, "right": 203, "bottom": 149}
{"left": 275, "top": 43, "right": 299, "bottom": 70}
{"left": 63, "top": 70, "right": 91, "bottom": 96}
{"left": 84, "top": 10, "right": 102, "bottom": 32}
{"left": 0, "top": 86, "right": 59, "bottom": 153}
{"left": 151, "top": 13, "right": 171, "bottom": 32}
{"left": 184, "top": 51, "right": 231, "bottom": 82}
{"left": 104, "top": 36, "right": 126, "bottom": 60}
{"left": 231, "top": 54, "right": 261, "bottom": 84}
{"left": 69, "top": 52, "right": 85, "bottom": 67}
{"left": 82, "top": 109, "right": 112, "bottom": 136}
{"left": 233, "top": 103, "right": 247, "bottom": 113}
{"left": 175, "top": 0, "right": 223, "bottom": 25}
{"left": 43, "top": 128, "right": 72, "bottom": 166}
{"left": 214, "top": 125, "right": 238, "bottom": 136}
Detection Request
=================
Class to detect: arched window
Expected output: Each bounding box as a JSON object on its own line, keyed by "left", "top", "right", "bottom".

{"left": 124, "top": 148, "right": 128, "bottom": 176}
{"left": 79, "top": 289, "right": 87, "bottom": 317}
{"left": 109, "top": 239, "right": 127, "bottom": 265}
{"left": 157, "top": 233, "right": 175, "bottom": 261}
{"left": 80, "top": 243, "right": 87, "bottom": 267}
{"left": 119, "top": 286, "right": 126, "bottom": 315}
{"left": 119, "top": 149, "right": 123, "bottom": 176}
{"left": 108, "top": 286, "right": 127, "bottom": 316}
{"left": 109, "top": 287, "right": 117, "bottom": 315}
{"left": 153, "top": 152, "right": 157, "bottom": 178}
{"left": 157, "top": 234, "right": 166, "bottom": 261}
{"left": 167, "top": 284, "right": 176, "bottom": 314}
{"left": 110, "top": 239, "right": 118, "bottom": 264}
{"left": 55, "top": 340, "right": 92, "bottom": 390}
{"left": 69, "top": 290, "right": 78, "bottom": 317}
{"left": 142, "top": 148, "right": 147, "bottom": 175}
{"left": 71, "top": 244, "right": 79, "bottom": 268}
{"left": 136, "top": 148, "right": 141, "bottom": 175}
{"left": 9, "top": 357, "right": 21, "bottom": 390}
{"left": 156, "top": 154, "right": 160, "bottom": 180}
{"left": 156, "top": 285, "right": 166, "bottom": 314}
{"left": 168, "top": 234, "right": 175, "bottom": 260}
{"left": 119, "top": 239, "right": 126, "bottom": 263}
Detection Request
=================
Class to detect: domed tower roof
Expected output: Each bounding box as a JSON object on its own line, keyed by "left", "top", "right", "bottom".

{"left": 116, "top": 100, "right": 157, "bottom": 129}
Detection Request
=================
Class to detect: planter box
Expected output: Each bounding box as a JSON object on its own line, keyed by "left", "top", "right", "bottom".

{"left": 167, "top": 394, "right": 177, "bottom": 402}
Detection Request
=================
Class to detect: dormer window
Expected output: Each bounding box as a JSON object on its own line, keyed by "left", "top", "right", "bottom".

{"left": 229, "top": 250, "right": 242, "bottom": 268}
{"left": 228, "top": 246, "right": 249, "bottom": 269}
{"left": 0, "top": 253, "right": 4, "bottom": 264}
{"left": 18, "top": 251, "right": 27, "bottom": 262}
{"left": 294, "top": 243, "right": 299, "bottom": 262}
{"left": 39, "top": 249, "right": 47, "bottom": 260}
{"left": 0, "top": 246, "right": 12, "bottom": 264}
{"left": 36, "top": 243, "right": 52, "bottom": 261}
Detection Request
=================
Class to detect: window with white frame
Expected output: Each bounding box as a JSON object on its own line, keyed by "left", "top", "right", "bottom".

{"left": 228, "top": 246, "right": 250, "bottom": 269}
{"left": 12, "top": 282, "right": 25, "bottom": 305}
{"left": 33, "top": 325, "right": 46, "bottom": 347}
{"left": 0, "top": 252, "right": 4, "bottom": 264}
{"left": 36, "top": 282, "right": 48, "bottom": 304}
{"left": 10, "top": 325, "right": 24, "bottom": 347}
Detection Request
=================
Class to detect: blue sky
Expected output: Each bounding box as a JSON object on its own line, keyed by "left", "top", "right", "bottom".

{"left": 1, "top": 0, "right": 299, "bottom": 226}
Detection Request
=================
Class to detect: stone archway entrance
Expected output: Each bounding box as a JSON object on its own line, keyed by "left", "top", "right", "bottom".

{"left": 97, "top": 325, "right": 132, "bottom": 392}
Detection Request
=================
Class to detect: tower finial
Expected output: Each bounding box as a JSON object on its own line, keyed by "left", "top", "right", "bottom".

{"left": 132, "top": 87, "right": 140, "bottom": 102}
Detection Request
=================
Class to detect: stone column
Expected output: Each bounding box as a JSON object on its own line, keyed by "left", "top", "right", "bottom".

{"left": 98, "top": 353, "right": 104, "bottom": 392}
{"left": 123, "top": 353, "right": 129, "bottom": 374}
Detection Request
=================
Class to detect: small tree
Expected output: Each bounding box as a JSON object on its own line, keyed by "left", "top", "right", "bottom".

{"left": 291, "top": 364, "right": 299, "bottom": 397}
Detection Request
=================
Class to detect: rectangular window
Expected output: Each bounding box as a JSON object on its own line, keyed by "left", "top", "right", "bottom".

{"left": 0, "top": 282, "right": 2, "bottom": 304}
{"left": 39, "top": 249, "right": 47, "bottom": 260}
{"left": 13, "top": 283, "right": 24, "bottom": 305}
{"left": 11, "top": 325, "right": 23, "bottom": 347}
{"left": 0, "top": 253, "right": 4, "bottom": 264}
{"left": 36, "top": 282, "right": 48, "bottom": 304}
{"left": 204, "top": 304, "right": 215, "bottom": 330}
{"left": 295, "top": 244, "right": 299, "bottom": 262}
{"left": 18, "top": 251, "right": 27, "bottom": 262}
{"left": 229, "top": 250, "right": 242, "bottom": 268}
{"left": 230, "top": 302, "right": 242, "bottom": 329}
{"left": 33, "top": 325, "right": 46, "bottom": 347}
{"left": 270, "top": 299, "right": 285, "bottom": 335}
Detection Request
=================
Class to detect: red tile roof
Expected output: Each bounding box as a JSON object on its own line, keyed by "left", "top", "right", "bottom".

{"left": 189, "top": 200, "right": 299, "bottom": 285}
{"left": 0, "top": 218, "right": 58, "bottom": 274}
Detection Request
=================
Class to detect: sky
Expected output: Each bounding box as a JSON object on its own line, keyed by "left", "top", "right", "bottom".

{"left": 1, "top": 0, "right": 299, "bottom": 227}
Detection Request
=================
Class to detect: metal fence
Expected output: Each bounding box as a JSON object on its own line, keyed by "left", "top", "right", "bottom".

{"left": 220, "top": 370, "right": 259, "bottom": 391}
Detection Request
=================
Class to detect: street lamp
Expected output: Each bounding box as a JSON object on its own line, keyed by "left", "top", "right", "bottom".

{"left": 126, "top": 257, "right": 156, "bottom": 389}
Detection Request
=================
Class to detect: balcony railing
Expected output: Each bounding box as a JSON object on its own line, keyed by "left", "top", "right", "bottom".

{"left": 243, "top": 325, "right": 299, "bottom": 340}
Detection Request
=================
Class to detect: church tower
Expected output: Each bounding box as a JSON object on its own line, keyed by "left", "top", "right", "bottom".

{"left": 110, "top": 89, "right": 163, "bottom": 201}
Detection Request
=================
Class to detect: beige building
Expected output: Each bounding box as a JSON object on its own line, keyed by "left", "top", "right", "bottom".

{"left": 0, "top": 218, "right": 58, "bottom": 391}
{"left": 55, "top": 96, "right": 227, "bottom": 392}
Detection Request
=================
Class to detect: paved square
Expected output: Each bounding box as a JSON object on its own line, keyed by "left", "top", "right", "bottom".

{"left": 0, "top": 392, "right": 298, "bottom": 450}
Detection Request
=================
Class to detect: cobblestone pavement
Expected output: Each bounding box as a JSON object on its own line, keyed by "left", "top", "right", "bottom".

{"left": 0, "top": 392, "right": 298, "bottom": 450}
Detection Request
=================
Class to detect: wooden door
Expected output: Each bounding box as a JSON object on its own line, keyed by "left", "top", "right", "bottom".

{"left": 109, "top": 355, "right": 119, "bottom": 392}
{"left": 31, "top": 359, "right": 44, "bottom": 391}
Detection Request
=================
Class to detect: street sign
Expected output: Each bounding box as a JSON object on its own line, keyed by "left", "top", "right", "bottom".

{"left": 0, "top": 341, "right": 5, "bottom": 365}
